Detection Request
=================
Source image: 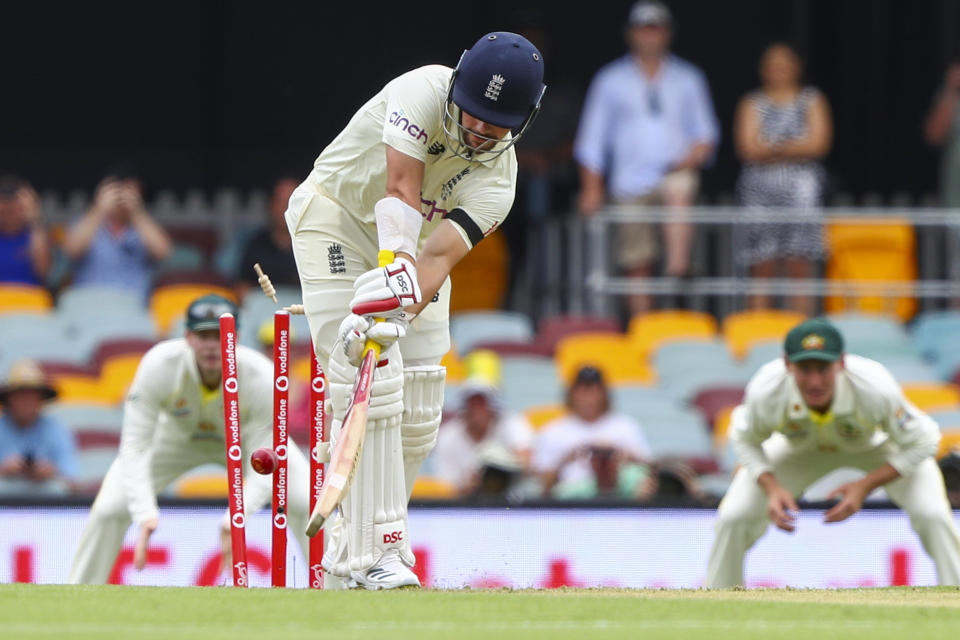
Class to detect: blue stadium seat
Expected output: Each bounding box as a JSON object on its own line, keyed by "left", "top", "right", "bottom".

{"left": 450, "top": 311, "right": 534, "bottom": 355}
{"left": 742, "top": 340, "right": 783, "bottom": 373}
{"left": 930, "top": 410, "right": 960, "bottom": 428}
{"left": 654, "top": 342, "right": 752, "bottom": 400}
{"left": 827, "top": 313, "right": 918, "bottom": 360}
{"left": 610, "top": 386, "right": 688, "bottom": 417}
{"left": 636, "top": 408, "right": 713, "bottom": 459}
{"left": 47, "top": 404, "right": 125, "bottom": 433}
{"left": 57, "top": 286, "right": 145, "bottom": 316}
{"left": 61, "top": 308, "right": 158, "bottom": 355}
{"left": 498, "top": 356, "right": 562, "bottom": 411}
{"left": 911, "top": 311, "right": 960, "bottom": 362}
{"left": 883, "top": 359, "right": 940, "bottom": 383}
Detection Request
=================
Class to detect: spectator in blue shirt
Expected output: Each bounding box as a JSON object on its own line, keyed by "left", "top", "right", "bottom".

{"left": 0, "top": 175, "right": 52, "bottom": 286}
{"left": 63, "top": 167, "right": 172, "bottom": 300}
{"left": 0, "top": 359, "right": 77, "bottom": 491}
{"left": 574, "top": 1, "right": 719, "bottom": 317}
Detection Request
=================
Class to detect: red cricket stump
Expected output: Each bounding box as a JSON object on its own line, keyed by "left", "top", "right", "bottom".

{"left": 271, "top": 311, "right": 290, "bottom": 587}
{"left": 219, "top": 313, "right": 248, "bottom": 587}
{"left": 308, "top": 341, "right": 326, "bottom": 589}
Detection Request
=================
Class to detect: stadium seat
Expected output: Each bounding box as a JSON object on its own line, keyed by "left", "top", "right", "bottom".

{"left": 0, "top": 331, "right": 89, "bottom": 374}
{"left": 499, "top": 356, "right": 563, "bottom": 411}
{"left": 930, "top": 342, "right": 960, "bottom": 382}
{"left": 470, "top": 340, "right": 554, "bottom": 358}
{"left": 538, "top": 315, "right": 621, "bottom": 353}
{"left": 627, "top": 310, "right": 717, "bottom": 360}
{"left": 902, "top": 383, "right": 960, "bottom": 413}
{"left": 911, "top": 311, "right": 960, "bottom": 362}
{"left": 156, "top": 244, "right": 205, "bottom": 274}
{"left": 449, "top": 311, "right": 534, "bottom": 355}
{"left": 91, "top": 339, "right": 157, "bottom": 369}
{"left": 171, "top": 466, "right": 227, "bottom": 498}
{"left": 52, "top": 374, "right": 116, "bottom": 405}
{"left": 712, "top": 406, "right": 736, "bottom": 453}
{"left": 931, "top": 410, "right": 960, "bottom": 429}
{"left": 150, "top": 284, "right": 237, "bottom": 334}
{"left": 57, "top": 286, "right": 144, "bottom": 316}
{"left": 742, "top": 340, "right": 783, "bottom": 372}
{"left": 74, "top": 428, "right": 120, "bottom": 450}
{"left": 609, "top": 385, "right": 684, "bottom": 414}
{"left": 722, "top": 310, "right": 805, "bottom": 360}
{"left": 691, "top": 386, "right": 745, "bottom": 429}
{"left": 440, "top": 348, "right": 466, "bottom": 384}
{"left": 652, "top": 341, "right": 751, "bottom": 400}
{"left": 939, "top": 429, "right": 960, "bottom": 458}
{"left": 98, "top": 353, "right": 145, "bottom": 404}
{"left": 827, "top": 313, "right": 919, "bottom": 360}
{"left": 448, "top": 230, "right": 508, "bottom": 312}
{"left": 46, "top": 404, "right": 124, "bottom": 432}
{"left": 0, "top": 284, "right": 53, "bottom": 314}
{"left": 74, "top": 447, "right": 118, "bottom": 493}
{"left": 555, "top": 332, "right": 654, "bottom": 386}
{"left": 639, "top": 408, "right": 714, "bottom": 459}
{"left": 824, "top": 218, "right": 916, "bottom": 322}
{"left": 410, "top": 476, "right": 458, "bottom": 499}
{"left": 64, "top": 308, "right": 158, "bottom": 355}
{"left": 883, "top": 359, "right": 940, "bottom": 384}
{"left": 524, "top": 404, "right": 567, "bottom": 430}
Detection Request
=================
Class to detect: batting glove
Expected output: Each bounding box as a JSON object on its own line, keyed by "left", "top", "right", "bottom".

{"left": 350, "top": 257, "right": 422, "bottom": 318}
{"left": 338, "top": 313, "right": 408, "bottom": 367}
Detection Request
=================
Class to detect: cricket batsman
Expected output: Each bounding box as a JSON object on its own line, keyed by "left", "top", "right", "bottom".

{"left": 706, "top": 318, "right": 960, "bottom": 587}
{"left": 285, "top": 32, "right": 545, "bottom": 589}
{"left": 69, "top": 294, "right": 312, "bottom": 584}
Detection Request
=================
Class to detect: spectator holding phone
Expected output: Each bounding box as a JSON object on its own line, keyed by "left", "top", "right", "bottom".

{"left": 0, "top": 175, "right": 52, "bottom": 286}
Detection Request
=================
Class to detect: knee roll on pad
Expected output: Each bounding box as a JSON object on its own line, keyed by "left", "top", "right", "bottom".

{"left": 401, "top": 366, "right": 446, "bottom": 499}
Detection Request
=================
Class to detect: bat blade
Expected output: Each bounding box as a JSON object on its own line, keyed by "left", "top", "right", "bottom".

{"left": 305, "top": 347, "right": 377, "bottom": 537}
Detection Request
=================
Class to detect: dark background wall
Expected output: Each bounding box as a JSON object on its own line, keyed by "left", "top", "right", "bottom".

{"left": 1, "top": 0, "right": 957, "bottom": 202}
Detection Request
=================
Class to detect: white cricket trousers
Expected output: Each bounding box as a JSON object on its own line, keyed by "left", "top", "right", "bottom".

{"left": 706, "top": 435, "right": 960, "bottom": 588}
{"left": 68, "top": 439, "right": 312, "bottom": 584}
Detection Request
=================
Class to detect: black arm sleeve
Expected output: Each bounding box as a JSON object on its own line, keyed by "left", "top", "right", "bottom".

{"left": 445, "top": 208, "right": 484, "bottom": 248}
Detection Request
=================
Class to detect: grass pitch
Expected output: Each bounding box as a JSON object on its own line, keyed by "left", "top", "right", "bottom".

{"left": 3, "top": 584, "right": 960, "bottom": 640}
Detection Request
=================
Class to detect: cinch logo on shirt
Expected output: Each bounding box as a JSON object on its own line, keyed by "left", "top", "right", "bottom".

{"left": 389, "top": 111, "right": 428, "bottom": 144}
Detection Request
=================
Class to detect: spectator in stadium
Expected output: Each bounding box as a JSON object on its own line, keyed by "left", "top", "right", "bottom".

{"left": 0, "top": 359, "right": 77, "bottom": 492}
{"left": 734, "top": 42, "right": 832, "bottom": 316}
{"left": 551, "top": 442, "right": 653, "bottom": 501}
{"left": 235, "top": 177, "right": 300, "bottom": 299}
{"left": 533, "top": 366, "right": 652, "bottom": 497}
{"left": 0, "top": 175, "right": 52, "bottom": 286}
{"left": 63, "top": 167, "right": 172, "bottom": 299}
{"left": 574, "top": 0, "right": 719, "bottom": 317}
{"left": 924, "top": 59, "right": 960, "bottom": 288}
{"left": 432, "top": 376, "right": 534, "bottom": 497}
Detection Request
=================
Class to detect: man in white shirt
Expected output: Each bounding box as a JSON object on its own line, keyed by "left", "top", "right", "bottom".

{"left": 533, "top": 366, "right": 651, "bottom": 494}
{"left": 706, "top": 318, "right": 960, "bottom": 587}
{"left": 287, "top": 32, "right": 545, "bottom": 589}
{"left": 433, "top": 378, "right": 533, "bottom": 495}
{"left": 69, "top": 295, "right": 311, "bottom": 584}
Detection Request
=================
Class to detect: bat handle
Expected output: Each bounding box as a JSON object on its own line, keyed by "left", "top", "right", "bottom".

{"left": 363, "top": 250, "right": 396, "bottom": 360}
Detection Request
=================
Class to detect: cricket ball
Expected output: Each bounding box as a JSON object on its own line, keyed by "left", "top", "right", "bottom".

{"left": 250, "top": 447, "right": 279, "bottom": 475}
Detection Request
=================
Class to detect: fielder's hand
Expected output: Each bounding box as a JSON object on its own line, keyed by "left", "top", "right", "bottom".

{"left": 765, "top": 485, "right": 799, "bottom": 533}
{"left": 134, "top": 517, "right": 159, "bottom": 571}
{"left": 338, "top": 313, "right": 407, "bottom": 367}
{"left": 824, "top": 480, "right": 868, "bottom": 523}
{"left": 350, "top": 257, "right": 421, "bottom": 318}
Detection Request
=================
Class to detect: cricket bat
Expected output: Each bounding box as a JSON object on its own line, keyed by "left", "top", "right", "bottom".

{"left": 306, "top": 250, "right": 394, "bottom": 537}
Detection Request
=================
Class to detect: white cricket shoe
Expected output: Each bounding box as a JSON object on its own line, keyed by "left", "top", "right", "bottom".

{"left": 348, "top": 550, "right": 420, "bottom": 590}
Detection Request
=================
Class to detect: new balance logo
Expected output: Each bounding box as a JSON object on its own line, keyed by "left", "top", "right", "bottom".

{"left": 484, "top": 74, "right": 505, "bottom": 101}
{"left": 328, "top": 243, "right": 346, "bottom": 274}
{"left": 427, "top": 141, "right": 445, "bottom": 155}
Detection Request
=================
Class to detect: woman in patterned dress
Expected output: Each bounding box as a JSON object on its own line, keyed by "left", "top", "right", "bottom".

{"left": 734, "top": 43, "right": 833, "bottom": 315}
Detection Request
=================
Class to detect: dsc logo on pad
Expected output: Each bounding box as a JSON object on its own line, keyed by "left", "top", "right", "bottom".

{"left": 383, "top": 531, "right": 404, "bottom": 544}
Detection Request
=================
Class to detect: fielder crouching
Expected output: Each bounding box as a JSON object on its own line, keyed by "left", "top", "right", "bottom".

{"left": 69, "top": 294, "right": 312, "bottom": 584}
{"left": 706, "top": 318, "right": 960, "bottom": 588}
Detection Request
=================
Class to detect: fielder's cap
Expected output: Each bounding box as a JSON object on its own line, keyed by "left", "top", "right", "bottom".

{"left": 572, "top": 365, "right": 605, "bottom": 387}
{"left": 628, "top": 0, "right": 672, "bottom": 27}
{"left": 186, "top": 294, "right": 239, "bottom": 332}
{"left": 784, "top": 318, "right": 844, "bottom": 363}
{"left": 0, "top": 359, "right": 57, "bottom": 403}
{"left": 453, "top": 31, "right": 545, "bottom": 129}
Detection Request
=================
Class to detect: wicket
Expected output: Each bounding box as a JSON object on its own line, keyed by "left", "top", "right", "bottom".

{"left": 219, "top": 310, "right": 327, "bottom": 588}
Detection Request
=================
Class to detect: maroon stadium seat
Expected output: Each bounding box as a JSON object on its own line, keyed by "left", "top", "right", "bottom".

{"left": 470, "top": 340, "right": 554, "bottom": 358}
{"left": 537, "top": 315, "right": 622, "bottom": 353}
{"left": 91, "top": 339, "right": 158, "bottom": 370}
{"left": 691, "top": 386, "right": 745, "bottom": 431}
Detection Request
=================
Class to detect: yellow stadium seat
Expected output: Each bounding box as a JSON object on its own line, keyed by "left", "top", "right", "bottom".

{"left": 150, "top": 284, "right": 237, "bottom": 335}
{"left": 722, "top": 310, "right": 806, "bottom": 360}
{"left": 555, "top": 332, "right": 654, "bottom": 386}
{"left": 173, "top": 472, "right": 228, "bottom": 498}
{"left": 441, "top": 348, "right": 466, "bottom": 384}
{"left": 0, "top": 284, "right": 53, "bottom": 314}
{"left": 52, "top": 375, "right": 115, "bottom": 405}
{"left": 291, "top": 356, "right": 311, "bottom": 383}
{"left": 824, "top": 218, "right": 916, "bottom": 322}
{"left": 410, "top": 476, "right": 458, "bottom": 499}
{"left": 939, "top": 429, "right": 960, "bottom": 458}
{"left": 628, "top": 310, "right": 717, "bottom": 360}
{"left": 524, "top": 404, "right": 567, "bottom": 430}
{"left": 98, "top": 354, "right": 143, "bottom": 404}
{"left": 902, "top": 383, "right": 960, "bottom": 413}
{"left": 713, "top": 405, "right": 736, "bottom": 452}
{"left": 449, "top": 230, "right": 508, "bottom": 312}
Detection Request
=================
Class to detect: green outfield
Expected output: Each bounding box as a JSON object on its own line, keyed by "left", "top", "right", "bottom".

{"left": 4, "top": 584, "right": 960, "bottom": 640}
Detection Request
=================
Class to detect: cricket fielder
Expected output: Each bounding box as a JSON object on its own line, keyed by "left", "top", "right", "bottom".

{"left": 69, "top": 294, "right": 312, "bottom": 584}
{"left": 286, "top": 32, "right": 545, "bottom": 589}
{"left": 706, "top": 318, "right": 960, "bottom": 588}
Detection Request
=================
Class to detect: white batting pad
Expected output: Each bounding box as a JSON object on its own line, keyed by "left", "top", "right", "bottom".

{"left": 401, "top": 365, "right": 446, "bottom": 500}
{"left": 324, "top": 341, "right": 409, "bottom": 575}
